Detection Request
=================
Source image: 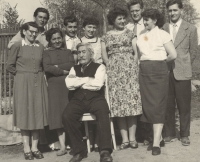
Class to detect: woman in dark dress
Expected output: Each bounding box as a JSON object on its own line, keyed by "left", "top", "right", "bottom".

{"left": 43, "top": 28, "right": 75, "bottom": 156}
{"left": 7, "top": 22, "right": 48, "bottom": 160}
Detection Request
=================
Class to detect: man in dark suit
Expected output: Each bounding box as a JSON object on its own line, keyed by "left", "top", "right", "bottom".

{"left": 163, "top": 0, "right": 198, "bottom": 146}
{"left": 62, "top": 43, "right": 113, "bottom": 162}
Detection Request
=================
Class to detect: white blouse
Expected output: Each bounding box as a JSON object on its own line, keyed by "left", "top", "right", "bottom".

{"left": 137, "top": 26, "right": 171, "bottom": 61}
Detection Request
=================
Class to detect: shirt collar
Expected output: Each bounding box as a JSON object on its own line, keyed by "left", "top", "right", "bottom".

{"left": 170, "top": 18, "right": 182, "bottom": 28}
{"left": 137, "top": 18, "right": 143, "bottom": 25}
{"left": 65, "top": 34, "right": 78, "bottom": 41}
{"left": 22, "top": 39, "right": 39, "bottom": 47}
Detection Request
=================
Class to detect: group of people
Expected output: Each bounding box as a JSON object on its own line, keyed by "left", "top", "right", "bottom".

{"left": 6, "top": 0, "right": 198, "bottom": 162}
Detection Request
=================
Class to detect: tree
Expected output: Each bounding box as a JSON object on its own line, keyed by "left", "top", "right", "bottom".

{"left": 3, "top": 3, "right": 24, "bottom": 27}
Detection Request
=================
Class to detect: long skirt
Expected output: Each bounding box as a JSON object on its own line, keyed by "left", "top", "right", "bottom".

{"left": 139, "top": 60, "right": 169, "bottom": 124}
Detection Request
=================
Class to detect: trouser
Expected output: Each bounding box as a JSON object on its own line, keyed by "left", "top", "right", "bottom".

{"left": 164, "top": 72, "right": 191, "bottom": 137}
{"left": 62, "top": 96, "right": 112, "bottom": 155}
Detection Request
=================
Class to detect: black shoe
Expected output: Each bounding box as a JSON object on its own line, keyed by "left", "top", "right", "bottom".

{"left": 129, "top": 141, "right": 138, "bottom": 149}
{"left": 147, "top": 140, "right": 165, "bottom": 151}
{"left": 32, "top": 150, "right": 44, "bottom": 159}
{"left": 100, "top": 151, "right": 113, "bottom": 162}
{"left": 152, "top": 147, "right": 161, "bottom": 156}
{"left": 24, "top": 152, "right": 34, "bottom": 160}
{"left": 69, "top": 150, "right": 87, "bottom": 162}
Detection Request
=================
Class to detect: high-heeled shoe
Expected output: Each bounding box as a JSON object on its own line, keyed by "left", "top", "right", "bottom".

{"left": 24, "top": 151, "right": 34, "bottom": 160}
{"left": 119, "top": 142, "right": 129, "bottom": 150}
{"left": 129, "top": 140, "right": 138, "bottom": 149}
{"left": 32, "top": 150, "right": 44, "bottom": 159}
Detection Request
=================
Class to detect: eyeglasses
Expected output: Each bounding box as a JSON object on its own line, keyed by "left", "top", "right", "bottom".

{"left": 27, "top": 29, "right": 38, "bottom": 35}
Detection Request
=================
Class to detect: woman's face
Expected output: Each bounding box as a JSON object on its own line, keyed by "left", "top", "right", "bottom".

{"left": 83, "top": 24, "right": 97, "bottom": 38}
{"left": 143, "top": 17, "right": 156, "bottom": 30}
{"left": 23, "top": 26, "right": 38, "bottom": 43}
{"left": 50, "top": 32, "right": 63, "bottom": 49}
{"left": 113, "top": 15, "right": 126, "bottom": 30}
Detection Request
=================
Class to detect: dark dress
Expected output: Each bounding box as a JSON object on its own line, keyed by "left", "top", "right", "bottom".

{"left": 43, "top": 47, "right": 75, "bottom": 130}
{"left": 6, "top": 41, "right": 48, "bottom": 130}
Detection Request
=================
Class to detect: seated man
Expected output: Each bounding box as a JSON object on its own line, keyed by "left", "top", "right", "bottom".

{"left": 62, "top": 43, "right": 113, "bottom": 162}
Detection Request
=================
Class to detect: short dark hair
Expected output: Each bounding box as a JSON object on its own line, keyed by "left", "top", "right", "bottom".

{"left": 127, "top": 0, "right": 144, "bottom": 10}
{"left": 142, "top": 9, "right": 165, "bottom": 28}
{"left": 45, "top": 28, "right": 64, "bottom": 47}
{"left": 33, "top": 7, "right": 50, "bottom": 20}
{"left": 82, "top": 17, "right": 99, "bottom": 27}
{"left": 166, "top": 0, "right": 183, "bottom": 9}
{"left": 107, "top": 7, "right": 128, "bottom": 26}
{"left": 63, "top": 15, "right": 78, "bottom": 26}
{"left": 20, "top": 22, "right": 38, "bottom": 38}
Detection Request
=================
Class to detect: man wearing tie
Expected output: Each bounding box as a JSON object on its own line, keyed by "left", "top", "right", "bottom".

{"left": 163, "top": 0, "right": 198, "bottom": 146}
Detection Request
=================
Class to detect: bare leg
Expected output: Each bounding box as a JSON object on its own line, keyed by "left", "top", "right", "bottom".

{"left": 21, "top": 130, "right": 31, "bottom": 153}
{"left": 57, "top": 128, "right": 66, "bottom": 151}
{"left": 117, "top": 117, "right": 129, "bottom": 143}
{"left": 127, "top": 116, "right": 137, "bottom": 142}
{"left": 153, "top": 124, "right": 163, "bottom": 147}
{"left": 31, "top": 130, "right": 39, "bottom": 152}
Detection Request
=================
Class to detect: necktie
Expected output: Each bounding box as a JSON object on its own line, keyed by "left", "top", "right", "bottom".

{"left": 133, "top": 23, "right": 137, "bottom": 36}
{"left": 173, "top": 24, "right": 177, "bottom": 42}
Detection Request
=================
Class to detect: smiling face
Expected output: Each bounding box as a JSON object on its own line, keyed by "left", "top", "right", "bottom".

{"left": 50, "top": 32, "right": 63, "bottom": 49}
{"left": 23, "top": 26, "right": 38, "bottom": 43}
{"left": 143, "top": 17, "right": 156, "bottom": 31}
{"left": 34, "top": 12, "right": 48, "bottom": 27}
{"left": 65, "top": 22, "right": 78, "bottom": 37}
{"left": 129, "top": 4, "right": 143, "bottom": 23}
{"left": 168, "top": 3, "right": 182, "bottom": 23}
{"left": 77, "top": 45, "right": 92, "bottom": 65}
{"left": 83, "top": 24, "right": 97, "bottom": 38}
{"left": 113, "top": 15, "right": 126, "bottom": 30}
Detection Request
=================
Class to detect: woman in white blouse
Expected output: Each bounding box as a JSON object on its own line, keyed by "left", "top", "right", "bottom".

{"left": 133, "top": 9, "right": 177, "bottom": 156}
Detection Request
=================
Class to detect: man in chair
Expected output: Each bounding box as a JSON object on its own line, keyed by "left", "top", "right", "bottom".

{"left": 62, "top": 43, "right": 113, "bottom": 162}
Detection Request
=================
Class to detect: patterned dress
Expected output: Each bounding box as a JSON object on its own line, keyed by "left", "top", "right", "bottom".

{"left": 102, "top": 29, "right": 142, "bottom": 117}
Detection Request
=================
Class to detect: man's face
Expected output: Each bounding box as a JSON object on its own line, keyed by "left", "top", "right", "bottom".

{"left": 168, "top": 4, "right": 182, "bottom": 23}
{"left": 65, "top": 22, "right": 78, "bottom": 37}
{"left": 34, "top": 12, "right": 48, "bottom": 27}
{"left": 77, "top": 46, "right": 91, "bottom": 65}
{"left": 23, "top": 26, "right": 38, "bottom": 43}
{"left": 129, "top": 4, "right": 143, "bottom": 22}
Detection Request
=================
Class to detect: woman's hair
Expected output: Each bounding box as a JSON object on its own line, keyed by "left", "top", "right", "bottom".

{"left": 45, "top": 28, "right": 64, "bottom": 47}
{"left": 82, "top": 17, "right": 99, "bottom": 27}
{"left": 107, "top": 7, "right": 128, "bottom": 25}
{"left": 20, "top": 22, "right": 38, "bottom": 38}
{"left": 76, "top": 42, "right": 94, "bottom": 59}
{"left": 64, "top": 15, "right": 78, "bottom": 26}
{"left": 142, "top": 9, "right": 165, "bottom": 28}
{"left": 33, "top": 7, "right": 50, "bottom": 20}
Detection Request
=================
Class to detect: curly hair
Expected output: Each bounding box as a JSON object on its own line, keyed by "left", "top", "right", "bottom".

{"left": 142, "top": 9, "right": 165, "bottom": 28}
{"left": 33, "top": 7, "right": 50, "bottom": 20}
{"left": 63, "top": 15, "right": 78, "bottom": 26}
{"left": 107, "top": 7, "right": 128, "bottom": 26}
{"left": 45, "top": 28, "right": 64, "bottom": 47}
{"left": 20, "top": 22, "right": 38, "bottom": 38}
{"left": 82, "top": 16, "right": 99, "bottom": 27}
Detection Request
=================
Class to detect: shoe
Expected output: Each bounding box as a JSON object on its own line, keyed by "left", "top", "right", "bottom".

{"left": 181, "top": 137, "right": 190, "bottom": 146}
{"left": 129, "top": 141, "right": 138, "bottom": 149}
{"left": 69, "top": 150, "right": 87, "bottom": 162}
{"left": 100, "top": 151, "right": 113, "bottom": 162}
{"left": 32, "top": 150, "right": 44, "bottom": 159}
{"left": 152, "top": 147, "right": 161, "bottom": 156}
{"left": 24, "top": 152, "right": 34, "bottom": 160}
{"left": 56, "top": 149, "right": 67, "bottom": 156}
{"left": 164, "top": 136, "right": 177, "bottom": 144}
{"left": 144, "top": 137, "right": 153, "bottom": 146}
{"left": 119, "top": 142, "right": 129, "bottom": 150}
{"left": 147, "top": 140, "right": 165, "bottom": 151}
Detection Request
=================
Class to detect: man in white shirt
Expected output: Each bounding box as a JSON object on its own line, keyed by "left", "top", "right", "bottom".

{"left": 64, "top": 15, "right": 80, "bottom": 64}
{"left": 126, "top": 0, "right": 145, "bottom": 37}
{"left": 62, "top": 43, "right": 113, "bottom": 162}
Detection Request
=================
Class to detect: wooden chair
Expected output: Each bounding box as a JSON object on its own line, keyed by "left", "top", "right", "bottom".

{"left": 79, "top": 75, "right": 117, "bottom": 153}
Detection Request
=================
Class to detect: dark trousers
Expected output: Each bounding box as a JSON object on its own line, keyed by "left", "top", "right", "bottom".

{"left": 62, "top": 96, "right": 112, "bottom": 155}
{"left": 164, "top": 72, "right": 191, "bottom": 137}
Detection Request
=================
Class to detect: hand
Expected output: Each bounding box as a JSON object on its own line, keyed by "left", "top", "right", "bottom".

{"left": 54, "top": 65, "right": 58, "bottom": 68}
{"left": 63, "top": 70, "right": 69, "bottom": 75}
{"left": 68, "top": 74, "right": 76, "bottom": 78}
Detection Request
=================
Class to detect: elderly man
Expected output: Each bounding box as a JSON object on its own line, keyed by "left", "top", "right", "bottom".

{"left": 62, "top": 43, "right": 113, "bottom": 162}
{"left": 8, "top": 7, "right": 49, "bottom": 48}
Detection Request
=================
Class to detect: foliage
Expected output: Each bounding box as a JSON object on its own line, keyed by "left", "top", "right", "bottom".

{"left": 2, "top": 3, "right": 24, "bottom": 27}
